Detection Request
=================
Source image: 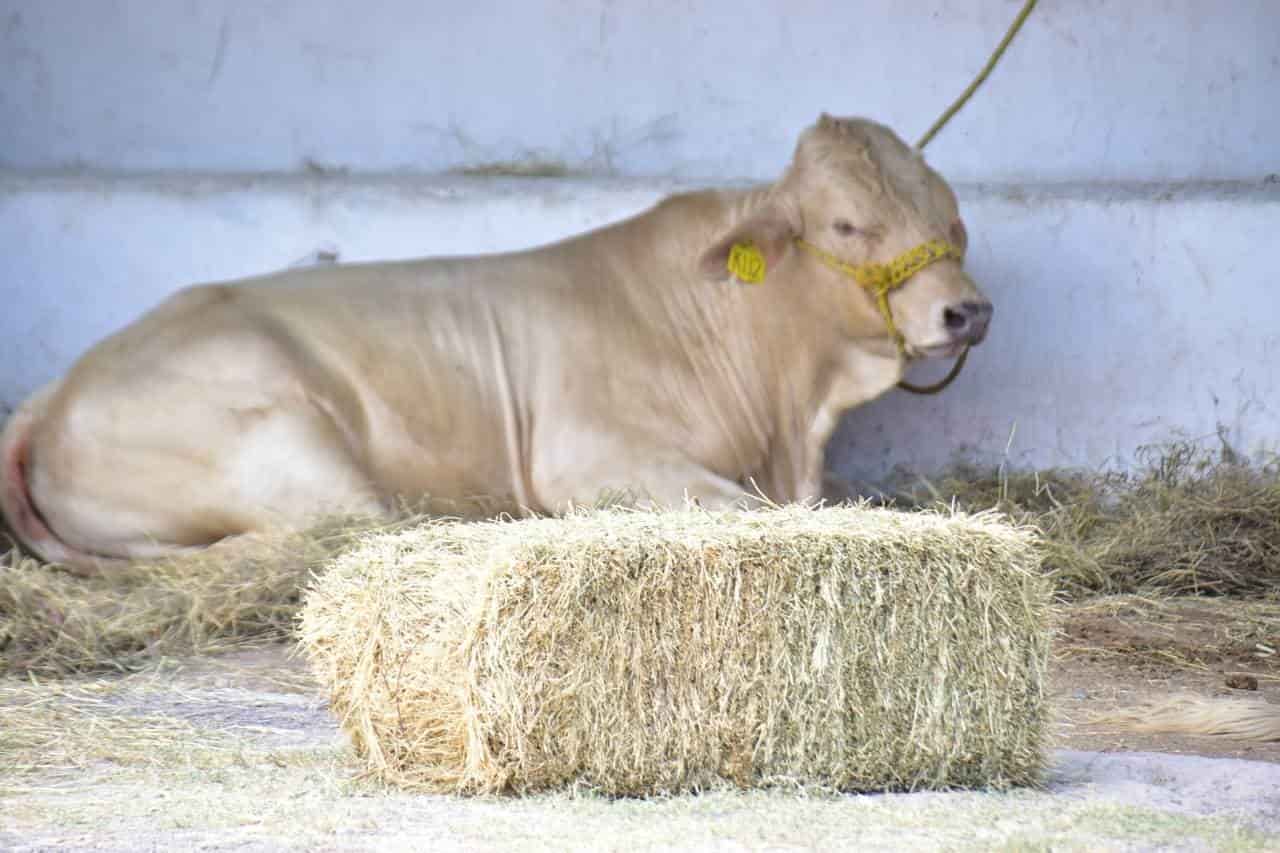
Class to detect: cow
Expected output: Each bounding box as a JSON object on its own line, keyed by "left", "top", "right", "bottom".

{"left": 1, "top": 114, "right": 992, "bottom": 575}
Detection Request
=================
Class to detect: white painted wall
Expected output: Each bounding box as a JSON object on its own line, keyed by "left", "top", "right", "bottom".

{"left": 2, "top": 0, "right": 1277, "bottom": 483}
{"left": 4, "top": 0, "right": 1278, "bottom": 182}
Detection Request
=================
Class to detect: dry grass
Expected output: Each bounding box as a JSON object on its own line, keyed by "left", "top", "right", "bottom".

{"left": 5, "top": 658, "right": 1274, "bottom": 853}
{"left": 1, "top": 674, "right": 251, "bottom": 782}
{"left": 298, "top": 504, "right": 1052, "bottom": 796}
{"left": 1054, "top": 594, "right": 1280, "bottom": 679}
{"left": 0, "top": 654, "right": 350, "bottom": 836}
{"left": 5, "top": 442, "right": 1278, "bottom": 679}
{"left": 1091, "top": 693, "right": 1280, "bottom": 742}
{"left": 888, "top": 443, "right": 1280, "bottom": 598}
{"left": 0, "top": 513, "right": 426, "bottom": 676}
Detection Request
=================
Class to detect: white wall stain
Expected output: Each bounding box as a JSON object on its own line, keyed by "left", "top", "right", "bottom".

{"left": 206, "top": 13, "right": 232, "bottom": 88}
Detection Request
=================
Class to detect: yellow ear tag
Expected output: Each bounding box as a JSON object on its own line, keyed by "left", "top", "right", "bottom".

{"left": 727, "top": 241, "right": 767, "bottom": 284}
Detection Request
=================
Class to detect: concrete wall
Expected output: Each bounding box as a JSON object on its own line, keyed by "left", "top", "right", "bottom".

{"left": 3, "top": 0, "right": 1277, "bottom": 484}
{"left": 5, "top": 0, "right": 1277, "bottom": 182}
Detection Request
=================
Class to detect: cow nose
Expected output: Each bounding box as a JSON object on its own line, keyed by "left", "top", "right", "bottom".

{"left": 942, "top": 300, "right": 994, "bottom": 344}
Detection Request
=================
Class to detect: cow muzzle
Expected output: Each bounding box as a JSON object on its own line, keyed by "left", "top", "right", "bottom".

{"left": 942, "top": 299, "right": 993, "bottom": 346}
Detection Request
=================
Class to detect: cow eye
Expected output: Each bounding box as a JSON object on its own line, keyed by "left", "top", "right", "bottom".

{"left": 833, "top": 220, "right": 857, "bottom": 237}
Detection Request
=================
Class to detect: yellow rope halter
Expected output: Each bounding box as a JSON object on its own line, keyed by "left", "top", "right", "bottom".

{"left": 793, "top": 237, "right": 965, "bottom": 353}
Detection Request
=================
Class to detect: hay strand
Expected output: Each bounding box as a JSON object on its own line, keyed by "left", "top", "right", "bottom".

{"left": 299, "top": 504, "right": 1051, "bottom": 796}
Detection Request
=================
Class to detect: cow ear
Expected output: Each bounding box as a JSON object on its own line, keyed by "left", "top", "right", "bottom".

{"left": 698, "top": 204, "right": 799, "bottom": 283}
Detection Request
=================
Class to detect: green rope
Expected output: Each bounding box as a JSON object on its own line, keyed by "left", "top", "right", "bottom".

{"left": 916, "top": 0, "right": 1038, "bottom": 150}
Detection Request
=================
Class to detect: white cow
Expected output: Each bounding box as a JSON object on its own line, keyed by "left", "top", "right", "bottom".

{"left": 2, "top": 114, "right": 992, "bottom": 574}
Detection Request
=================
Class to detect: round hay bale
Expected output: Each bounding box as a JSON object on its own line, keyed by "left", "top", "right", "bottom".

{"left": 298, "top": 505, "right": 1051, "bottom": 796}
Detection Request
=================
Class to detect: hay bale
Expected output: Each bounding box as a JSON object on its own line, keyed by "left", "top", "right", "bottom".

{"left": 299, "top": 505, "right": 1051, "bottom": 796}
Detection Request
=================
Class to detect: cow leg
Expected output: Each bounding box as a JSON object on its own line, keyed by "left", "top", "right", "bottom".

{"left": 531, "top": 446, "right": 753, "bottom": 514}
{"left": 741, "top": 407, "right": 837, "bottom": 507}
{"left": 23, "top": 391, "right": 387, "bottom": 572}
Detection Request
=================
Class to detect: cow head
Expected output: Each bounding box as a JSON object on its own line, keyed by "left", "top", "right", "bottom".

{"left": 701, "top": 114, "right": 991, "bottom": 362}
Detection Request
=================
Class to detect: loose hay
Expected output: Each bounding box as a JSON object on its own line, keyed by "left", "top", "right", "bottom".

{"left": 892, "top": 443, "right": 1280, "bottom": 597}
{"left": 1093, "top": 694, "right": 1280, "bottom": 742}
{"left": 7, "top": 441, "right": 1276, "bottom": 678}
{"left": 0, "top": 514, "right": 420, "bottom": 675}
{"left": 298, "top": 504, "right": 1051, "bottom": 796}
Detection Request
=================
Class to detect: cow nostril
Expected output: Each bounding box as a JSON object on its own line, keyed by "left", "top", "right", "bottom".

{"left": 944, "top": 301, "right": 993, "bottom": 336}
{"left": 943, "top": 307, "right": 970, "bottom": 332}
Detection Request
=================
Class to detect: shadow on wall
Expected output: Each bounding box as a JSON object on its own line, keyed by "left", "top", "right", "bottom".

{"left": 826, "top": 369, "right": 1018, "bottom": 495}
